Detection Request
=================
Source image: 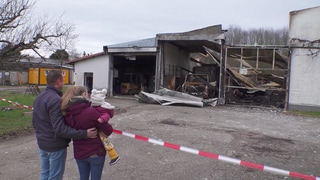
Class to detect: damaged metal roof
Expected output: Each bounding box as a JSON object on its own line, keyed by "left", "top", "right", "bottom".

{"left": 103, "top": 25, "right": 225, "bottom": 54}
{"left": 157, "top": 24, "right": 225, "bottom": 54}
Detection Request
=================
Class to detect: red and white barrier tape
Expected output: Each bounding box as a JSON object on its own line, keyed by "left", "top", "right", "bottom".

{"left": 1, "top": 97, "right": 319, "bottom": 179}
{"left": 113, "top": 129, "right": 319, "bottom": 180}
{"left": 0, "top": 97, "right": 33, "bottom": 109}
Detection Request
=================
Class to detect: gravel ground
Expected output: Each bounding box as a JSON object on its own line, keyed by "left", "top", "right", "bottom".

{"left": 0, "top": 87, "right": 319, "bottom": 180}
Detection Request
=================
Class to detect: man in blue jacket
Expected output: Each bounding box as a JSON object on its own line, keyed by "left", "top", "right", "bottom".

{"left": 32, "top": 70, "right": 97, "bottom": 180}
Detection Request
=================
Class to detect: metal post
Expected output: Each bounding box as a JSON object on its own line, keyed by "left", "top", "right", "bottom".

{"left": 218, "top": 39, "right": 226, "bottom": 105}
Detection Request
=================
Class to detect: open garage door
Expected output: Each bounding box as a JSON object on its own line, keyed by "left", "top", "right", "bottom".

{"left": 113, "top": 55, "right": 156, "bottom": 95}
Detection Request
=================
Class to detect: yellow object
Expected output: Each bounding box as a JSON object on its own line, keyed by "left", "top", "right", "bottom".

{"left": 28, "top": 68, "right": 70, "bottom": 85}
{"left": 99, "top": 132, "right": 120, "bottom": 161}
{"left": 120, "top": 73, "right": 142, "bottom": 95}
{"left": 120, "top": 82, "right": 140, "bottom": 95}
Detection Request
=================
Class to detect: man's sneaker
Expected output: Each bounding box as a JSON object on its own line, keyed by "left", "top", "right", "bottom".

{"left": 109, "top": 156, "right": 120, "bottom": 166}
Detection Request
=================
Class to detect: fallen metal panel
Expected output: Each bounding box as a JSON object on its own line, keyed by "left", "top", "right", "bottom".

{"left": 135, "top": 88, "right": 205, "bottom": 107}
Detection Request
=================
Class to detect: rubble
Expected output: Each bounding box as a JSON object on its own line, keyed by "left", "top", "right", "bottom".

{"left": 203, "top": 46, "right": 289, "bottom": 108}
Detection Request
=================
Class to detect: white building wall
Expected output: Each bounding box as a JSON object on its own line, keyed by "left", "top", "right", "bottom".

{"left": 3, "top": 71, "right": 28, "bottom": 85}
{"left": 73, "top": 55, "right": 110, "bottom": 90}
{"left": 289, "top": 6, "right": 320, "bottom": 111}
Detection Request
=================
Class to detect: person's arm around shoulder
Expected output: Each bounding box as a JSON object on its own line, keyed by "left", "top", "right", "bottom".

{"left": 49, "top": 98, "right": 97, "bottom": 139}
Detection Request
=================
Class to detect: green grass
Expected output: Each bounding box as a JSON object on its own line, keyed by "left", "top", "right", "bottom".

{"left": 0, "top": 91, "right": 36, "bottom": 137}
{"left": 0, "top": 86, "right": 71, "bottom": 138}
{"left": 287, "top": 110, "right": 320, "bottom": 118}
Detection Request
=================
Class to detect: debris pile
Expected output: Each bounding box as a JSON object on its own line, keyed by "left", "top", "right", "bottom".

{"left": 204, "top": 47, "right": 289, "bottom": 108}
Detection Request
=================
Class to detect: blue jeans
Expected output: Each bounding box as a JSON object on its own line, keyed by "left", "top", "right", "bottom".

{"left": 39, "top": 148, "right": 67, "bottom": 180}
{"left": 76, "top": 155, "right": 105, "bottom": 180}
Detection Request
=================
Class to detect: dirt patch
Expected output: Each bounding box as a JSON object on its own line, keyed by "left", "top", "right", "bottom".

{"left": 0, "top": 128, "right": 35, "bottom": 142}
{"left": 230, "top": 131, "right": 295, "bottom": 159}
{"left": 159, "top": 118, "right": 184, "bottom": 126}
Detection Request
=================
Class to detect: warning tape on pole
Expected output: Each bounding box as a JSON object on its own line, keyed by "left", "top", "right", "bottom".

{"left": 0, "top": 97, "right": 33, "bottom": 109}
{"left": 1, "top": 97, "right": 319, "bottom": 179}
{"left": 113, "top": 129, "right": 319, "bottom": 180}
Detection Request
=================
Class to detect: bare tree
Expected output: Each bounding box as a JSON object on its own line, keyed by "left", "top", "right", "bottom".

{"left": 226, "top": 25, "right": 288, "bottom": 46}
{"left": 45, "top": 15, "right": 79, "bottom": 56}
{"left": 0, "top": 0, "right": 78, "bottom": 65}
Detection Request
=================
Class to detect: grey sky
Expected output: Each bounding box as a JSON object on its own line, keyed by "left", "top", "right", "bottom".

{"left": 34, "top": 0, "right": 320, "bottom": 55}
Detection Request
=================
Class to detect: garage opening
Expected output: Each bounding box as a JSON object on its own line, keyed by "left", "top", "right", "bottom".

{"left": 113, "top": 55, "right": 156, "bottom": 95}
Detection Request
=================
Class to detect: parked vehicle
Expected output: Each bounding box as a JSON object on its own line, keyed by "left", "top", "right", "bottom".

{"left": 181, "top": 73, "right": 216, "bottom": 99}
{"left": 120, "top": 73, "right": 142, "bottom": 95}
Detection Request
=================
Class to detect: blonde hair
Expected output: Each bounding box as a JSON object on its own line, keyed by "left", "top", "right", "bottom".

{"left": 61, "top": 85, "right": 88, "bottom": 116}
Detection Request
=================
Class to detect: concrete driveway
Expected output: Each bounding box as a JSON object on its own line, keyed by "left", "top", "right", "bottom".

{"left": 0, "top": 95, "right": 319, "bottom": 180}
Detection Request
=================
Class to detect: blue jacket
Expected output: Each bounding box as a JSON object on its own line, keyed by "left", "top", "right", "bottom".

{"left": 32, "top": 86, "right": 87, "bottom": 152}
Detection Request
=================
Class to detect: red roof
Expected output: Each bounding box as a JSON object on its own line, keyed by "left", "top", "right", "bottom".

{"left": 66, "top": 52, "right": 105, "bottom": 64}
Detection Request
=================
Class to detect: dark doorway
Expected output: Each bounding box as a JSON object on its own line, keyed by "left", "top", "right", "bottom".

{"left": 84, "top": 72, "right": 93, "bottom": 93}
{"left": 113, "top": 55, "right": 156, "bottom": 95}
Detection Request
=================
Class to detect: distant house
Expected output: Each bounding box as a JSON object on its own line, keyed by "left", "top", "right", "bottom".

{"left": 288, "top": 6, "right": 320, "bottom": 111}
{"left": 66, "top": 52, "right": 108, "bottom": 93}
{"left": 0, "top": 57, "right": 72, "bottom": 86}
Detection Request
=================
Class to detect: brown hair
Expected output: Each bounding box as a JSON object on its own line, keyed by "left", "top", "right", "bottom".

{"left": 46, "top": 70, "right": 63, "bottom": 86}
{"left": 61, "top": 85, "right": 88, "bottom": 116}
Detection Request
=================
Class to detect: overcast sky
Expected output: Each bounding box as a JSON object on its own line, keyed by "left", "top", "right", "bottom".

{"left": 34, "top": 0, "right": 320, "bottom": 55}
